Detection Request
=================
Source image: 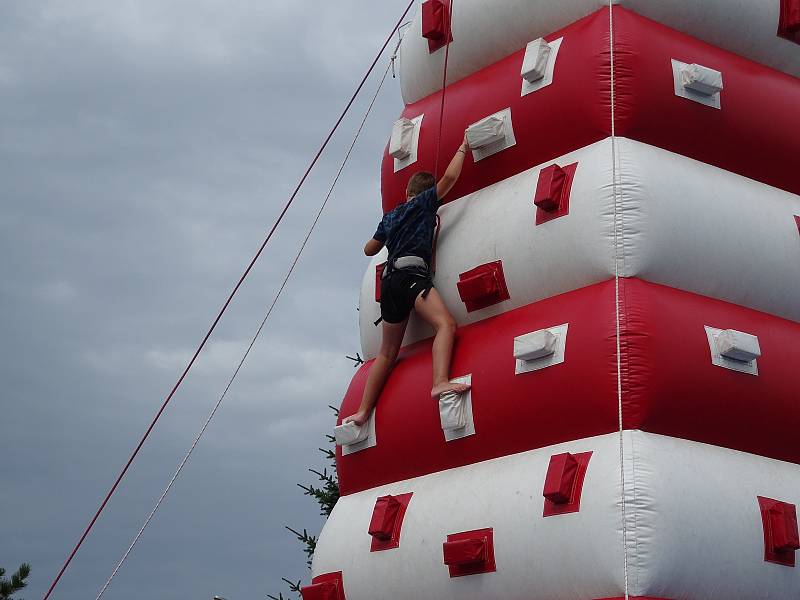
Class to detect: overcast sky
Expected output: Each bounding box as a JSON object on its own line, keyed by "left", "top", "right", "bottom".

{"left": 0, "top": 2, "right": 407, "bottom": 598}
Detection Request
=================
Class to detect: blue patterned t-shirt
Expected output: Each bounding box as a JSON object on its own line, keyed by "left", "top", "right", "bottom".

{"left": 373, "top": 186, "right": 439, "bottom": 267}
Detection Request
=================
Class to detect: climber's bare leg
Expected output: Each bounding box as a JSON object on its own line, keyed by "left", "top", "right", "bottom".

{"left": 414, "top": 288, "right": 470, "bottom": 398}
{"left": 346, "top": 317, "right": 408, "bottom": 426}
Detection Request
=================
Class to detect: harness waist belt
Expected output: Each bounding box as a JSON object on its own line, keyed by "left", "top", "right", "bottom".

{"left": 393, "top": 256, "right": 428, "bottom": 271}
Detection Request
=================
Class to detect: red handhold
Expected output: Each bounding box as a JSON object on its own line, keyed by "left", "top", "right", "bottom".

{"left": 302, "top": 572, "right": 345, "bottom": 600}
{"left": 443, "top": 538, "right": 487, "bottom": 566}
{"left": 543, "top": 451, "right": 593, "bottom": 517}
{"left": 443, "top": 528, "right": 496, "bottom": 577}
{"left": 369, "top": 492, "right": 413, "bottom": 552}
{"left": 758, "top": 497, "right": 799, "bottom": 566}
{"left": 534, "top": 164, "right": 567, "bottom": 212}
{"left": 300, "top": 582, "right": 338, "bottom": 600}
{"left": 421, "top": 0, "right": 446, "bottom": 40}
{"left": 543, "top": 452, "right": 580, "bottom": 504}
{"left": 457, "top": 261, "right": 510, "bottom": 312}
{"left": 368, "top": 495, "right": 401, "bottom": 541}
{"left": 421, "top": 0, "right": 452, "bottom": 53}
{"left": 770, "top": 502, "right": 800, "bottom": 552}
{"left": 779, "top": 0, "right": 800, "bottom": 42}
{"left": 535, "top": 162, "right": 578, "bottom": 225}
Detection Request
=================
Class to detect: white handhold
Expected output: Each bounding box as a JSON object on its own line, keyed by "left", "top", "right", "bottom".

{"left": 704, "top": 326, "right": 759, "bottom": 376}
{"left": 521, "top": 38, "right": 552, "bottom": 83}
{"left": 389, "top": 117, "right": 415, "bottom": 160}
{"left": 514, "top": 329, "right": 557, "bottom": 361}
{"left": 439, "top": 390, "right": 467, "bottom": 431}
{"left": 514, "top": 324, "right": 569, "bottom": 375}
{"left": 680, "top": 63, "right": 723, "bottom": 96}
{"left": 466, "top": 114, "right": 506, "bottom": 149}
{"left": 439, "top": 374, "right": 474, "bottom": 441}
{"left": 716, "top": 329, "right": 761, "bottom": 363}
{"left": 334, "top": 420, "right": 370, "bottom": 446}
{"left": 392, "top": 114, "right": 424, "bottom": 173}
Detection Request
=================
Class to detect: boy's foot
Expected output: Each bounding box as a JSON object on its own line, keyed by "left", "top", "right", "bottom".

{"left": 343, "top": 411, "right": 369, "bottom": 426}
{"left": 431, "top": 381, "right": 471, "bottom": 399}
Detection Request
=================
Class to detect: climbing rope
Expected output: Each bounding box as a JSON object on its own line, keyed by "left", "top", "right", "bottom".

{"left": 41, "top": 3, "right": 415, "bottom": 599}
{"left": 609, "top": 2, "right": 631, "bottom": 599}
{"left": 94, "top": 59, "right": 394, "bottom": 600}
{"left": 430, "top": 0, "right": 454, "bottom": 278}
{"left": 433, "top": 0, "right": 455, "bottom": 178}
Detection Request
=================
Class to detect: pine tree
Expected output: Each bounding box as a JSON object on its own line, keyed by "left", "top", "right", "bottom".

{"left": 0, "top": 564, "right": 31, "bottom": 600}
{"left": 267, "top": 406, "right": 340, "bottom": 600}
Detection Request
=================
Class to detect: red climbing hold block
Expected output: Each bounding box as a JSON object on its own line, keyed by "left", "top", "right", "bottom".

{"left": 369, "top": 496, "right": 401, "bottom": 541}
{"left": 543, "top": 452, "right": 580, "bottom": 504}
{"left": 534, "top": 162, "right": 578, "bottom": 225}
{"left": 443, "top": 538, "right": 487, "bottom": 566}
{"left": 456, "top": 261, "right": 510, "bottom": 312}
{"left": 779, "top": 0, "right": 800, "bottom": 42}
{"left": 543, "top": 451, "right": 593, "bottom": 517}
{"left": 534, "top": 165, "right": 567, "bottom": 212}
{"left": 300, "top": 582, "right": 338, "bottom": 600}
{"left": 759, "top": 497, "right": 800, "bottom": 566}
{"left": 443, "top": 528, "right": 496, "bottom": 577}
{"left": 301, "top": 572, "right": 345, "bottom": 600}
{"left": 368, "top": 492, "right": 413, "bottom": 551}
{"left": 421, "top": 0, "right": 452, "bottom": 53}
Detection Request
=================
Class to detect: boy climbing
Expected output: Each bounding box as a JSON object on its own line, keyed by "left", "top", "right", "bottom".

{"left": 345, "top": 133, "right": 471, "bottom": 426}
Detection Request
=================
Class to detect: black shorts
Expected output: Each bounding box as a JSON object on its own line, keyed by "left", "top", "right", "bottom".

{"left": 380, "top": 269, "right": 434, "bottom": 324}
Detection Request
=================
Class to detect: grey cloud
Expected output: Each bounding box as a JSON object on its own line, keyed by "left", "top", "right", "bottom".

{"left": 1, "top": 1, "right": 407, "bottom": 598}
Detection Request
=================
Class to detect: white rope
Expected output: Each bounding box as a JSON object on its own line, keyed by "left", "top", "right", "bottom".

{"left": 95, "top": 61, "right": 393, "bottom": 600}
{"left": 609, "top": 2, "right": 630, "bottom": 599}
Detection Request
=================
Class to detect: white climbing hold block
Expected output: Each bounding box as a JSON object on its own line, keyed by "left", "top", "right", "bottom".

{"left": 439, "top": 391, "right": 467, "bottom": 431}
{"left": 716, "top": 329, "right": 761, "bottom": 363}
{"left": 439, "top": 374, "right": 474, "bottom": 442}
{"left": 514, "top": 329, "right": 557, "bottom": 361}
{"left": 704, "top": 326, "right": 759, "bottom": 375}
{"left": 466, "top": 108, "right": 516, "bottom": 162}
{"left": 520, "top": 37, "right": 563, "bottom": 97}
{"left": 466, "top": 115, "right": 506, "bottom": 149}
{"left": 514, "top": 323, "right": 569, "bottom": 375}
{"left": 520, "top": 38, "right": 552, "bottom": 83}
{"left": 672, "top": 60, "right": 722, "bottom": 109}
{"left": 680, "top": 63, "right": 724, "bottom": 96}
{"left": 389, "top": 117, "right": 414, "bottom": 160}
{"left": 392, "top": 114, "right": 424, "bottom": 173}
{"left": 335, "top": 410, "right": 377, "bottom": 455}
{"left": 334, "top": 421, "right": 369, "bottom": 446}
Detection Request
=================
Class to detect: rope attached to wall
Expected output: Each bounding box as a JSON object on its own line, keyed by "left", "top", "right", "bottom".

{"left": 610, "top": 2, "right": 631, "bottom": 598}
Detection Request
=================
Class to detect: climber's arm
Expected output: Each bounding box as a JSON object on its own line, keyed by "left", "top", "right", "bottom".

{"left": 364, "top": 238, "right": 384, "bottom": 256}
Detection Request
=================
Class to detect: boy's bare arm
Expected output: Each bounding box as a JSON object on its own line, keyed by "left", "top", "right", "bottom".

{"left": 436, "top": 133, "right": 470, "bottom": 199}
{"left": 364, "top": 238, "right": 384, "bottom": 256}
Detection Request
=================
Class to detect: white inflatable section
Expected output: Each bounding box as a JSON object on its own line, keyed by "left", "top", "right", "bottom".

{"left": 360, "top": 138, "right": 800, "bottom": 359}
{"left": 314, "top": 431, "right": 800, "bottom": 598}
{"left": 314, "top": 433, "right": 625, "bottom": 599}
{"left": 623, "top": 433, "right": 800, "bottom": 598}
{"left": 398, "top": 0, "right": 799, "bottom": 104}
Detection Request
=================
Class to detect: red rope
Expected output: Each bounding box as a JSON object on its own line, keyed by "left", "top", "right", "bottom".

{"left": 433, "top": 0, "right": 455, "bottom": 178}
{"left": 41, "top": 3, "right": 415, "bottom": 599}
{"left": 431, "top": 0, "right": 454, "bottom": 276}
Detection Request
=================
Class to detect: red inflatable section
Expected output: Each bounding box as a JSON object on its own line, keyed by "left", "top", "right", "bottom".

{"left": 338, "top": 278, "right": 800, "bottom": 496}
{"left": 381, "top": 7, "right": 800, "bottom": 213}
{"left": 381, "top": 10, "right": 609, "bottom": 212}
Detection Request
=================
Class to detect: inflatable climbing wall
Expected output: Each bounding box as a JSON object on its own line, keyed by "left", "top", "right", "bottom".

{"left": 307, "top": 1, "right": 800, "bottom": 598}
